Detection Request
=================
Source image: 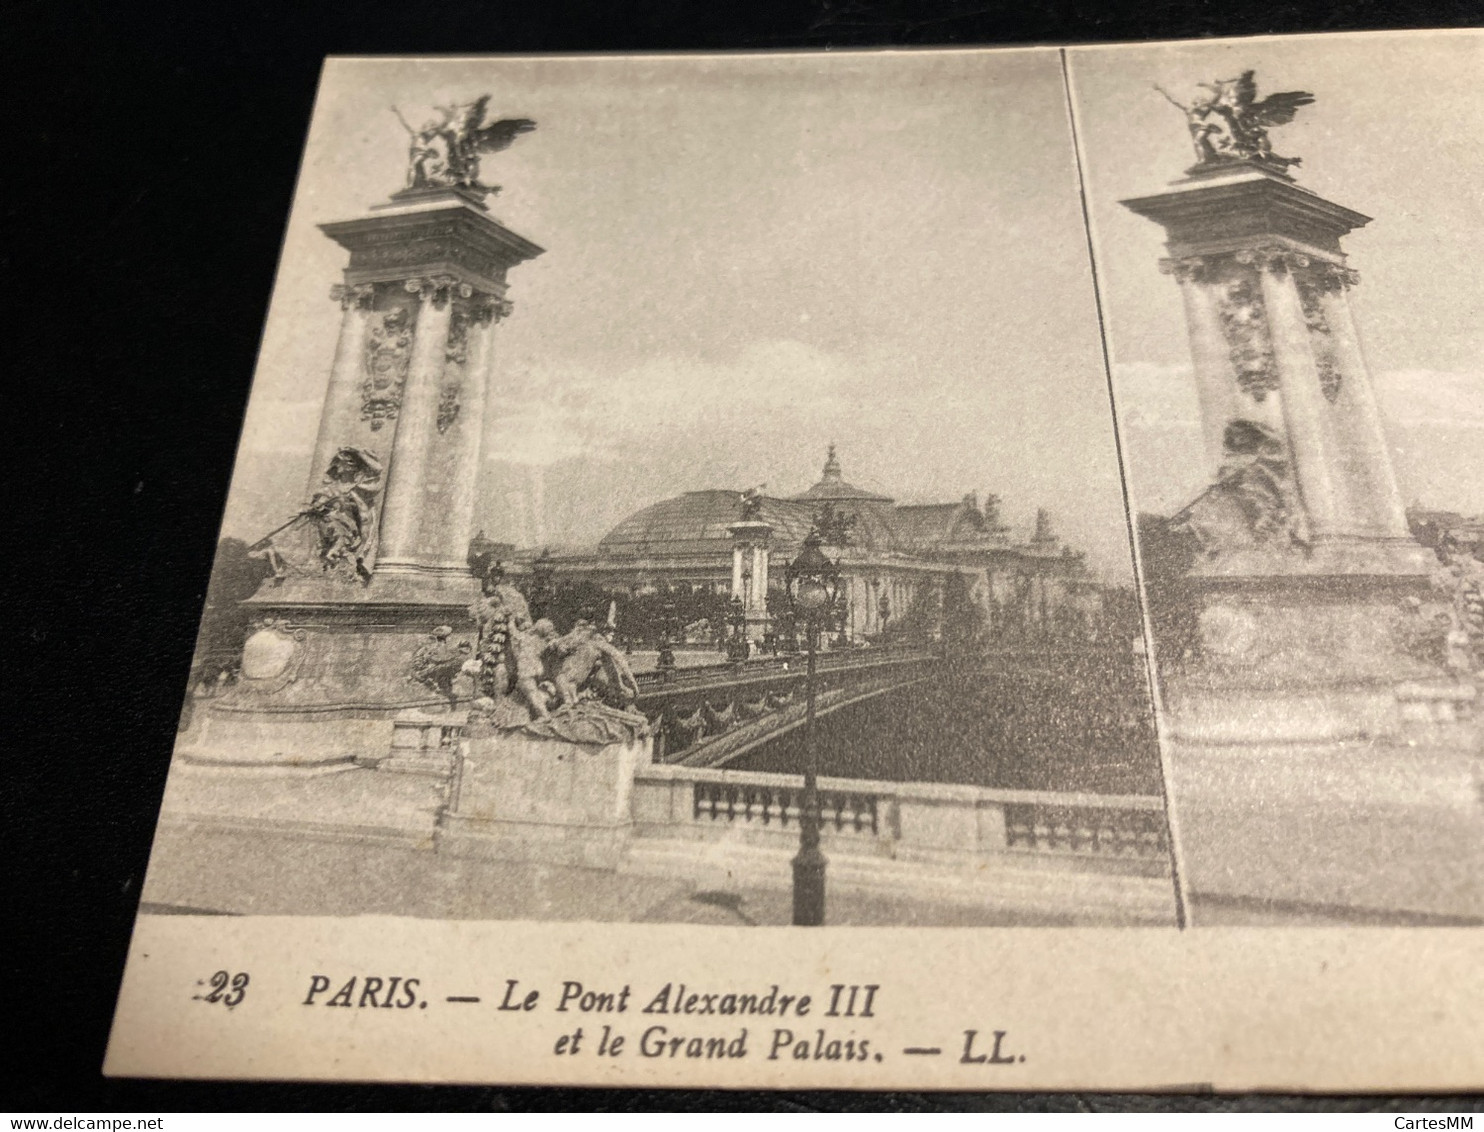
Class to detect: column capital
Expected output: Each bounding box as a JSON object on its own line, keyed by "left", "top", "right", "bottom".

{"left": 404, "top": 274, "right": 473, "bottom": 308}
{"left": 469, "top": 294, "right": 514, "bottom": 325}
{"left": 1234, "top": 245, "right": 1306, "bottom": 274}
{"left": 1158, "top": 255, "right": 1219, "bottom": 284}
{"left": 329, "top": 282, "right": 376, "bottom": 309}
{"left": 1309, "top": 260, "right": 1362, "bottom": 293}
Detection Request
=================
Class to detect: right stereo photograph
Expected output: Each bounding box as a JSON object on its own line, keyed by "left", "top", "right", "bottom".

{"left": 1067, "top": 32, "right": 1484, "bottom": 925}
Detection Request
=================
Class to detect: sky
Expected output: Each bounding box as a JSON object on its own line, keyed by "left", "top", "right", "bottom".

{"left": 223, "top": 49, "right": 1137, "bottom": 580}
{"left": 1066, "top": 31, "right": 1484, "bottom": 518}
{"left": 220, "top": 35, "right": 1483, "bottom": 585}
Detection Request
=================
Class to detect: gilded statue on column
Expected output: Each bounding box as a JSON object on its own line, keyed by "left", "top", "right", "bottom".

{"left": 1157, "top": 70, "right": 1315, "bottom": 171}
{"left": 391, "top": 95, "right": 536, "bottom": 198}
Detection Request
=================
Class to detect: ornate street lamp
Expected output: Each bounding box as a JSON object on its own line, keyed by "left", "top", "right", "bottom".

{"left": 656, "top": 597, "right": 678, "bottom": 678}
{"left": 727, "top": 593, "right": 749, "bottom": 663}
{"left": 782, "top": 527, "right": 843, "bottom": 927}
{"left": 779, "top": 608, "right": 800, "bottom": 655}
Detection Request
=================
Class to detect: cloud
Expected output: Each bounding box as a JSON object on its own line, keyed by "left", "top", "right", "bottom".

{"left": 486, "top": 338, "right": 858, "bottom": 467}
{"left": 1109, "top": 361, "right": 1200, "bottom": 428}
{"left": 1375, "top": 369, "right": 1484, "bottom": 427}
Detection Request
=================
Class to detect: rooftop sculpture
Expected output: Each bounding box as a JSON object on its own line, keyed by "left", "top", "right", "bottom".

{"left": 1157, "top": 70, "right": 1315, "bottom": 172}
{"left": 392, "top": 94, "right": 536, "bottom": 198}
{"left": 738, "top": 485, "right": 765, "bottom": 522}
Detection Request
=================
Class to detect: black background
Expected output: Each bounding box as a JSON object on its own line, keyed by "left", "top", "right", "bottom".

{"left": 7, "top": 0, "right": 1482, "bottom": 1113}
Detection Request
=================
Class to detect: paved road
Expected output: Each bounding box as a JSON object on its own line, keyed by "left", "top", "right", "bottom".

{"left": 142, "top": 823, "right": 1097, "bottom": 927}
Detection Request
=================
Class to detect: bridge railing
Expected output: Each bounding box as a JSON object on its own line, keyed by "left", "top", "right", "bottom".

{"left": 635, "top": 644, "right": 942, "bottom": 762}
{"left": 632, "top": 763, "right": 1170, "bottom": 876}
{"left": 631, "top": 643, "right": 940, "bottom": 693}
{"left": 692, "top": 777, "right": 881, "bottom": 837}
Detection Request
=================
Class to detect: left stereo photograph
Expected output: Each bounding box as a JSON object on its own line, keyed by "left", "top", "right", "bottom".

{"left": 124, "top": 50, "right": 1173, "bottom": 931}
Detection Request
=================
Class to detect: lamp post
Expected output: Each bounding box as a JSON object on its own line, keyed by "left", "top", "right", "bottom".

{"left": 783, "top": 528, "right": 842, "bottom": 927}
{"left": 656, "top": 597, "right": 677, "bottom": 679}
{"left": 780, "top": 608, "right": 799, "bottom": 655}
{"left": 877, "top": 592, "right": 892, "bottom": 639}
{"left": 727, "top": 593, "right": 749, "bottom": 663}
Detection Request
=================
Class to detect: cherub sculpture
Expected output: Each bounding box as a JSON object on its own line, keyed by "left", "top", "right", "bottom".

{"left": 468, "top": 562, "right": 534, "bottom": 700}
{"left": 508, "top": 617, "right": 561, "bottom": 720}
{"left": 392, "top": 95, "right": 536, "bottom": 197}
{"left": 1157, "top": 70, "right": 1315, "bottom": 171}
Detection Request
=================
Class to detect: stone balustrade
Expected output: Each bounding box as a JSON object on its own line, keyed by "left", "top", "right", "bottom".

{"left": 631, "top": 642, "right": 939, "bottom": 693}
{"left": 631, "top": 763, "right": 1169, "bottom": 876}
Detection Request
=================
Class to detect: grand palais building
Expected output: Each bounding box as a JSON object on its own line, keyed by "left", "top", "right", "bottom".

{"left": 529, "top": 447, "right": 1104, "bottom": 644}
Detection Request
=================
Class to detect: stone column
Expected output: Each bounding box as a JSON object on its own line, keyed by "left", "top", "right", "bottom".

{"left": 1249, "top": 249, "right": 1343, "bottom": 539}
{"left": 1315, "top": 275, "right": 1411, "bottom": 538}
{"left": 1164, "top": 259, "right": 1239, "bottom": 476}
{"left": 377, "top": 276, "right": 459, "bottom": 570}
{"left": 731, "top": 544, "right": 745, "bottom": 598}
{"left": 308, "top": 283, "right": 376, "bottom": 495}
{"left": 475, "top": 297, "right": 515, "bottom": 544}
{"left": 748, "top": 543, "right": 768, "bottom": 614}
{"left": 434, "top": 295, "right": 507, "bottom": 568}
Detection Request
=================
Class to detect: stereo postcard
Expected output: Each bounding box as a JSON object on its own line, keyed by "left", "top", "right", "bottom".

{"left": 106, "top": 32, "right": 1483, "bottom": 1091}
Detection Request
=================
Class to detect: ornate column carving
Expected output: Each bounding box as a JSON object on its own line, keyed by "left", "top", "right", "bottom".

{"left": 404, "top": 274, "right": 471, "bottom": 308}
{"left": 376, "top": 279, "right": 458, "bottom": 569}
{"left": 307, "top": 283, "right": 377, "bottom": 495}
{"left": 1241, "top": 246, "right": 1343, "bottom": 539}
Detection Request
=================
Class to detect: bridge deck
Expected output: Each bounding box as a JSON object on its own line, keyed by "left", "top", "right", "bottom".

{"left": 631, "top": 645, "right": 943, "bottom": 765}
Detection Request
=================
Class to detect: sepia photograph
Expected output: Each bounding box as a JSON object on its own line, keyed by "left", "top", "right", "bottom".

{"left": 141, "top": 50, "right": 1178, "bottom": 931}
{"left": 97, "top": 33, "right": 1483, "bottom": 1094}
{"left": 1068, "top": 33, "right": 1483, "bottom": 925}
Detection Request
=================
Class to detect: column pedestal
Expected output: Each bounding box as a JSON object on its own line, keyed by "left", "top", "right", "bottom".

{"left": 437, "top": 716, "right": 650, "bottom": 869}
